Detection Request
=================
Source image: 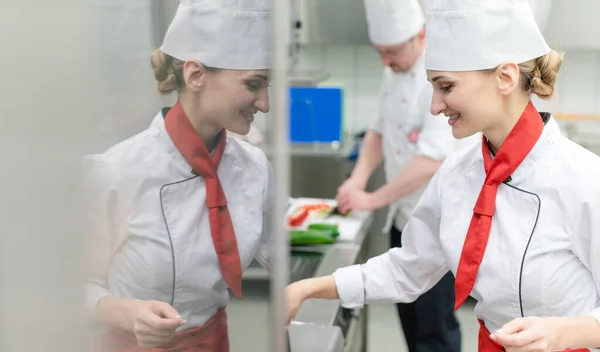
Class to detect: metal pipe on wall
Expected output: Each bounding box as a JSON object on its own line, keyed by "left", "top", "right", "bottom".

{"left": 268, "top": 0, "right": 291, "bottom": 351}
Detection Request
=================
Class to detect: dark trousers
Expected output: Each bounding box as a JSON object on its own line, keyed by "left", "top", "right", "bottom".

{"left": 390, "top": 226, "right": 462, "bottom": 352}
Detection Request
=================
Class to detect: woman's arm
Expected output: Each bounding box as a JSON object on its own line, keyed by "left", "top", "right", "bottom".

{"left": 82, "top": 156, "right": 126, "bottom": 324}
{"left": 254, "top": 156, "right": 274, "bottom": 271}
{"left": 557, "top": 316, "right": 600, "bottom": 349}
{"left": 286, "top": 162, "right": 452, "bottom": 321}
{"left": 562, "top": 192, "right": 600, "bottom": 348}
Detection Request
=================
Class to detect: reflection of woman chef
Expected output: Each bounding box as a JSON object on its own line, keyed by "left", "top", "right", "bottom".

{"left": 84, "top": 1, "right": 273, "bottom": 350}
{"left": 337, "top": 1, "right": 466, "bottom": 350}
{"left": 286, "top": 1, "right": 600, "bottom": 351}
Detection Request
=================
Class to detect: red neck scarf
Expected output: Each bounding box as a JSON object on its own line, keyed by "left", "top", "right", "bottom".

{"left": 164, "top": 100, "right": 243, "bottom": 299}
{"left": 454, "top": 101, "right": 543, "bottom": 310}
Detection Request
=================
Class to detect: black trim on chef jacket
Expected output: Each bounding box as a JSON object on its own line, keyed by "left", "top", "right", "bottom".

{"left": 160, "top": 176, "right": 200, "bottom": 306}
{"left": 485, "top": 112, "right": 550, "bottom": 317}
{"left": 160, "top": 106, "right": 203, "bottom": 306}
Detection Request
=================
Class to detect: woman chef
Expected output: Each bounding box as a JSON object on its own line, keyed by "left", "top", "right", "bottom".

{"left": 285, "top": 0, "right": 600, "bottom": 351}
{"left": 83, "top": 0, "right": 273, "bottom": 351}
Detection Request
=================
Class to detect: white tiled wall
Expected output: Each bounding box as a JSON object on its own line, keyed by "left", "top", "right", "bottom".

{"left": 294, "top": 45, "right": 383, "bottom": 135}
{"left": 295, "top": 45, "right": 600, "bottom": 135}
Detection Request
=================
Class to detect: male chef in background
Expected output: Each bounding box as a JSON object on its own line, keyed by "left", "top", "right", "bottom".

{"left": 336, "top": 0, "right": 470, "bottom": 351}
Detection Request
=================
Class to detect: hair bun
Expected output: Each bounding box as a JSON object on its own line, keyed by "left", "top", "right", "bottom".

{"left": 150, "top": 49, "right": 184, "bottom": 95}
{"left": 530, "top": 50, "right": 563, "bottom": 100}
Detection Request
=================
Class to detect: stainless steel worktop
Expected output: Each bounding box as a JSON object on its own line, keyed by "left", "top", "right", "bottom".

{"left": 291, "top": 211, "right": 372, "bottom": 325}
{"left": 260, "top": 139, "right": 355, "bottom": 158}
{"left": 288, "top": 324, "right": 345, "bottom": 352}
{"left": 240, "top": 203, "right": 373, "bottom": 352}
{"left": 288, "top": 208, "right": 374, "bottom": 352}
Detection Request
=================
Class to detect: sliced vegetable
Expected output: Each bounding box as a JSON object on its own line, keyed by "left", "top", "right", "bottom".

{"left": 287, "top": 202, "right": 333, "bottom": 227}
{"left": 308, "top": 223, "right": 340, "bottom": 238}
{"left": 303, "top": 203, "right": 331, "bottom": 211}
{"left": 331, "top": 206, "right": 351, "bottom": 217}
{"left": 288, "top": 207, "right": 309, "bottom": 227}
{"left": 289, "top": 229, "right": 335, "bottom": 246}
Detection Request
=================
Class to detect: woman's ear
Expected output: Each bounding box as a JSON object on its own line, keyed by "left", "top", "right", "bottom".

{"left": 494, "top": 62, "right": 521, "bottom": 96}
{"left": 183, "top": 60, "right": 208, "bottom": 92}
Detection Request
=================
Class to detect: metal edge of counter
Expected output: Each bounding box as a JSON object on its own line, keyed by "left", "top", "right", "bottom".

{"left": 293, "top": 211, "right": 374, "bottom": 326}
{"left": 288, "top": 324, "right": 345, "bottom": 352}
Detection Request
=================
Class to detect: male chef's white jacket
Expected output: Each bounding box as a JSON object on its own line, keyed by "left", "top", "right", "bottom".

{"left": 372, "top": 53, "right": 476, "bottom": 232}
{"left": 83, "top": 111, "right": 273, "bottom": 330}
{"left": 334, "top": 115, "right": 600, "bottom": 347}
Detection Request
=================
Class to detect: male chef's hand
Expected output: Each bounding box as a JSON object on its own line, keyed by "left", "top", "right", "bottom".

{"left": 130, "top": 300, "right": 186, "bottom": 349}
{"left": 336, "top": 177, "right": 366, "bottom": 198}
{"left": 336, "top": 188, "right": 381, "bottom": 214}
{"left": 490, "top": 317, "right": 563, "bottom": 352}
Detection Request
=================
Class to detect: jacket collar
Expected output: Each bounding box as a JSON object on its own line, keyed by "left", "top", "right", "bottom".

{"left": 464, "top": 114, "right": 562, "bottom": 187}
{"left": 508, "top": 114, "right": 561, "bottom": 184}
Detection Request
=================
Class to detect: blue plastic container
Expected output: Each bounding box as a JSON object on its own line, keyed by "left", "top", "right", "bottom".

{"left": 289, "top": 86, "right": 343, "bottom": 144}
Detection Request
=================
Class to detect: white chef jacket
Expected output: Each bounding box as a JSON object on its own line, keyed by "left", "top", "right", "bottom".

{"left": 371, "top": 52, "right": 476, "bottom": 232}
{"left": 83, "top": 110, "right": 274, "bottom": 331}
{"left": 334, "top": 115, "right": 600, "bottom": 346}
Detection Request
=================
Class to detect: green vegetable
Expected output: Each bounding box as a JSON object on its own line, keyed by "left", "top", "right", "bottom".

{"left": 289, "top": 229, "right": 335, "bottom": 246}
{"left": 331, "top": 206, "right": 351, "bottom": 217}
{"left": 307, "top": 223, "right": 340, "bottom": 238}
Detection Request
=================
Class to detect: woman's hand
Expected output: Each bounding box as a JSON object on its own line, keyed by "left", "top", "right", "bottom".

{"left": 128, "top": 300, "right": 186, "bottom": 349}
{"left": 285, "top": 281, "right": 309, "bottom": 326}
{"left": 95, "top": 297, "right": 185, "bottom": 349}
{"left": 285, "top": 276, "right": 340, "bottom": 326}
{"left": 491, "top": 317, "right": 563, "bottom": 352}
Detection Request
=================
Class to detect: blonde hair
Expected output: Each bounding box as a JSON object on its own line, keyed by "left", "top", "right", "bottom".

{"left": 518, "top": 50, "right": 564, "bottom": 100}
{"left": 150, "top": 49, "right": 222, "bottom": 95}
{"left": 150, "top": 49, "right": 185, "bottom": 95}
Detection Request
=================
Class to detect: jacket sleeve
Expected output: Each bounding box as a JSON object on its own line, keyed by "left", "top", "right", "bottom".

{"left": 332, "top": 162, "right": 450, "bottom": 308}
{"left": 254, "top": 154, "right": 275, "bottom": 272}
{"left": 571, "top": 189, "right": 600, "bottom": 325}
{"left": 82, "top": 155, "right": 126, "bottom": 319}
{"left": 368, "top": 68, "right": 394, "bottom": 134}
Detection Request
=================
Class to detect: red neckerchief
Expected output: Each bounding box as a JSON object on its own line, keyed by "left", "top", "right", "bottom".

{"left": 164, "top": 100, "right": 242, "bottom": 299}
{"left": 454, "top": 101, "right": 543, "bottom": 310}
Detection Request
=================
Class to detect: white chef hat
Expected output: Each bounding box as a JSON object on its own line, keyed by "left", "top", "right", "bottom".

{"left": 425, "top": 0, "right": 550, "bottom": 71}
{"left": 364, "top": 0, "right": 425, "bottom": 46}
{"left": 160, "top": 0, "right": 270, "bottom": 70}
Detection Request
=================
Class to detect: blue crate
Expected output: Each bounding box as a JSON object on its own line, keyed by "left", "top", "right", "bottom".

{"left": 289, "top": 86, "right": 343, "bottom": 143}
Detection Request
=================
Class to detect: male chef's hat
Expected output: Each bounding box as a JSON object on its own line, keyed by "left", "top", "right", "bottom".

{"left": 364, "top": 0, "right": 425, "bottom": 46}
{"left": 425, "top": 0, "right": 551, "bottom": 71}
{"left": 160, "top": 0, "right": 270, "bottom": 70}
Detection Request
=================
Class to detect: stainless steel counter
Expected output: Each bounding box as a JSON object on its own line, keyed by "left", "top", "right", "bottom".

{"left": 288, "top": 207, "right": 374, "bottom": 352}
{"left": 262, "top": 141, "right": 354, "bottom": 157}
{"left": 241, "top": 201, "right": 373, "bottom": 352}
{"left": 288, "top": 324, "right": 344, "bottom": 352}
{"left": 291, "top": 214, "right": 371, "bottom": 323}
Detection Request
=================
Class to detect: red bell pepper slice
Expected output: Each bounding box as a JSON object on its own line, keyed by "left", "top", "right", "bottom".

{"left": 288, "top": 207, "right": 309, "bottom": 227}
